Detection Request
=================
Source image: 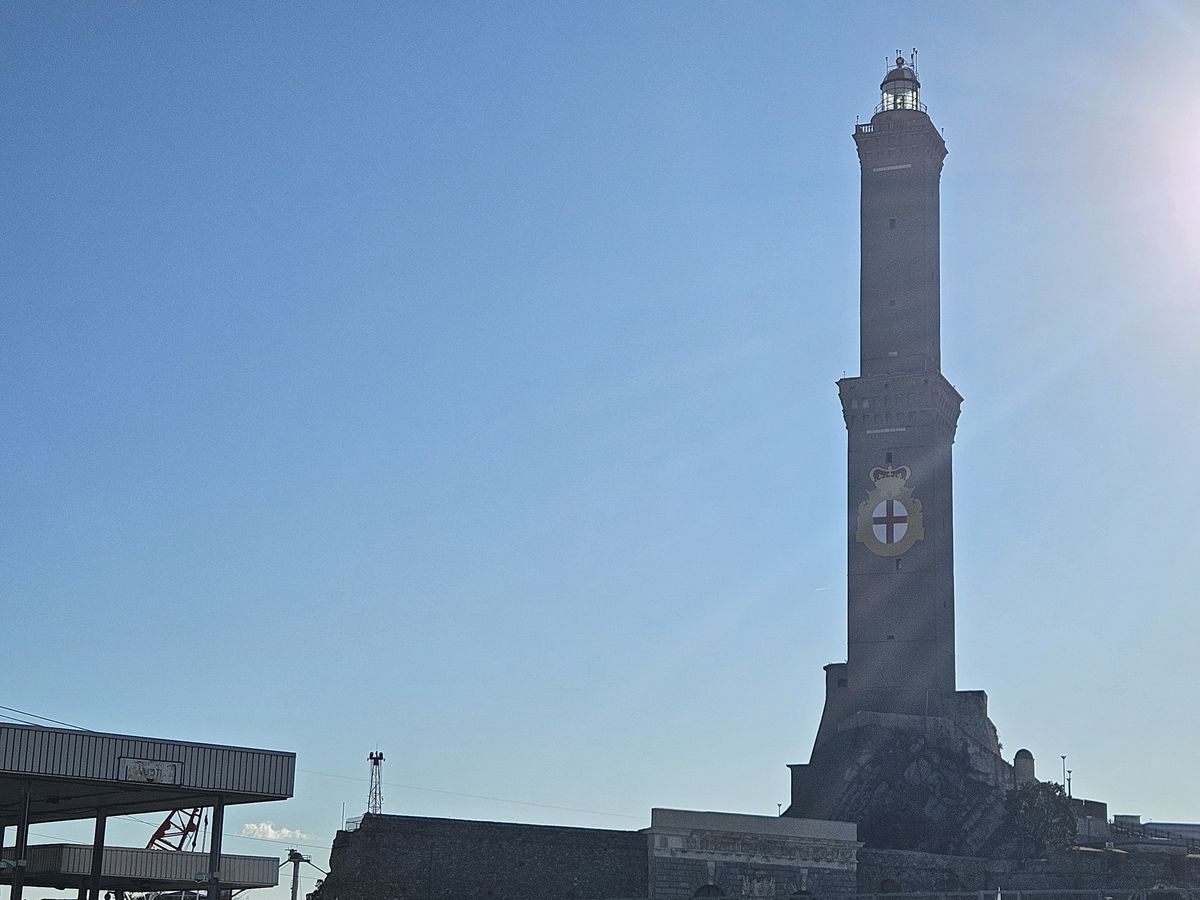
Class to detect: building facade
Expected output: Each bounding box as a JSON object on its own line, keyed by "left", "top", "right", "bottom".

{"left": 314, "top": 811, "right": 860, "bottom": 900}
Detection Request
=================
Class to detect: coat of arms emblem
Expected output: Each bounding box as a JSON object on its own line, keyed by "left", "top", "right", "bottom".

{"left": 856, "top": 464, "right": 924, "bottom": 557}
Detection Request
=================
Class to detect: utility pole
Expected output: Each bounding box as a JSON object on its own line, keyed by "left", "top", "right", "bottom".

{"left": 286, "top": 849, "right": 308, "bottom": 900}
{"left": 284, "top": 848, "right": 327, "bottom": 900}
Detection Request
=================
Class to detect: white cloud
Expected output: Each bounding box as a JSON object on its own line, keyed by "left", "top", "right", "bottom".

{"left": 240, "top": 821, "right": 313, "bottom": 841}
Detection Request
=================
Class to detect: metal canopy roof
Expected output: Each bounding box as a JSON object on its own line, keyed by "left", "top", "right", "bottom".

{"left": 0, "top": 845, "right": 279, "bottom": 892}
{"left": 0, "top": 725, "right": 295, "bottom": 825}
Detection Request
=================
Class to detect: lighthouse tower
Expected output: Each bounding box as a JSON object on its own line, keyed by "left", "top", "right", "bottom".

{"left": 837, "top": 55, "right": 961, "bottom": 719}
{"left": 787, "top": 57, "right": 1008, "bottom": 831}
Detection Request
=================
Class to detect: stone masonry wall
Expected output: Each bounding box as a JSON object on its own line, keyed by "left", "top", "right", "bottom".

{"left": 650, "top": 856, "right": 854, "bottom": 900}
{"left": 647, "top": 809, "right": 860, "bottom": 900}
{"left": 319, "top": 814, "right": 648, "bottom": 900}
{"left": 859, "top": 847, "right": 1200, "bottom": 893}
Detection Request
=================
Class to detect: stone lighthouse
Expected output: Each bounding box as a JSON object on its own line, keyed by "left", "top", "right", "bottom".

{"left": 786, "top": 57, "right": 1012, "bottom": 851}
{"left": 836, "top": 55, "right": 960, "bottom": 723}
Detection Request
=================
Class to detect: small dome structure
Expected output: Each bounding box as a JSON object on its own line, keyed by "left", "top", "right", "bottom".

{"left": 1014, "top": 748, "right": 1037, "bottom": 787}
{"left": 880, "top": 55, "right": 922, "bottom": 112}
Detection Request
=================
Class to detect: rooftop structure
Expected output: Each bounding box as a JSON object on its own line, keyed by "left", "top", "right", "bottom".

{"left": 0, "top": 844, "right": 279, "bottom": 894}
{"left": 0, "top": 724, "right": 295, "bottom": 900}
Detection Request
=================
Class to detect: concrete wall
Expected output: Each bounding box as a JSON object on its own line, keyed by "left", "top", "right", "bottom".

{"left": 1071, "top": 799, "right": 1112, "bottom": 844}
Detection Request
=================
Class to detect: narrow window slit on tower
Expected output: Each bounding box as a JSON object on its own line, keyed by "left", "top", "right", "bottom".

{"left": 888, "top": 217, "right": 897, "bottom": 229}
{"left": 895, "top": 559, "right": 902, "bottom": 571}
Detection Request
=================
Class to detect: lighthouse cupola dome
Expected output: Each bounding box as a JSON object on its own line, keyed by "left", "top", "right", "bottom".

{"left": 879, "top": 55, "right": 922, "bottom": 112}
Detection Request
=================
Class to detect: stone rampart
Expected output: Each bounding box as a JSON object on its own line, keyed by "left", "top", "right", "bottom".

{"left": 316, "top": 813, "right": 647, "bottom": 900}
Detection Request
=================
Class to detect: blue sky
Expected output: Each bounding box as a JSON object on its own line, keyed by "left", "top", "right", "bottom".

{"left": 4, "top": 2, "right": 1200, "bottom": 895}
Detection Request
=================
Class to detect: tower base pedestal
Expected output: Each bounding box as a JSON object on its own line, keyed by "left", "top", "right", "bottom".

{"left": 786, "top": 667, "right": 1014, "bottom": 855}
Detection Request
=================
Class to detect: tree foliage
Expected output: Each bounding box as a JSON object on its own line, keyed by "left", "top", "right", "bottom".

{"left": 1005, "top": 781, "right": 1076, "bottom": 858}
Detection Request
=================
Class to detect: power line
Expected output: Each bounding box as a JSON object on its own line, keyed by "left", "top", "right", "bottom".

{"left": 117, "top": 814, "right": 331, "bottom": 852}
{"left": 297, "top": 768, "right": 644, "bottom": 821}
{"left": 0, "top": 713, "right": 43, "bottom": 727}
{"left": 3, "top": 707, "right": 643, "bottom": 832}
{"left": 0, "top": 704, "right": 87, "bottom": 730}
{"left": 221, "top": 833, "right": 330, "bottom": 852}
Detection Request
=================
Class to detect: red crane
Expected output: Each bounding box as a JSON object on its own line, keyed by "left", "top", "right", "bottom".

{"left": 145, "top": 807, "right": 205, "bottom": 852}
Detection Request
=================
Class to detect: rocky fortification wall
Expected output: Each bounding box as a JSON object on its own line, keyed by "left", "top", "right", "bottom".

{"left": 314, "top": 814, "right": 648, "bottom": 900}
{"left": 788, "top": 709, "right": 1013, "bottom": 855}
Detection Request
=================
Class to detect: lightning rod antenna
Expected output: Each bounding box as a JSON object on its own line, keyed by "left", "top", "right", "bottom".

{"left": 367, "top": 750, "right": 385, "bottom": 814}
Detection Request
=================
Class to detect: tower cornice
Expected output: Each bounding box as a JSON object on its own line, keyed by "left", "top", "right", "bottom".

{"left": 837, "top": 372, "right": 963, "bottom": 439}
{"left": 854, "top": 114, "right": 947, "bottom": 171}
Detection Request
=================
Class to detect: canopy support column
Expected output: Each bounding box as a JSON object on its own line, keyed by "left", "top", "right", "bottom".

{"left": 207, "top": 798, "right": 225, "bottom": 900}
{"left": 11, "top": 781, "right": 31, "bottom": 900}
{"left": 88, "top": 810, "right": 107, "bottom": 900}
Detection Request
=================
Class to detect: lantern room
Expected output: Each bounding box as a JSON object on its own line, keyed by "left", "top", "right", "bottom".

{"left": 879, "top": 55, "right": 923, "bottom": 112}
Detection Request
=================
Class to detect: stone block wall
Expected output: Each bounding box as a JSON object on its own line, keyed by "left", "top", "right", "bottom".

{"left": 789, "top": 719, "right": 1011, "bottom": 855}
{"left": 317, "top": 814, "right": 648, "bottom": 900}
{"left": 313, "top": 810, "right": 863, "bottom": 900}
{"left": 858, "top": 847, "right": 1200, "bottom": 893}
{"left": 648, "top": 809, "right": 859, "bottom": 900}
{"left": 649, "top": 855, "right": 854, "bottom": 900}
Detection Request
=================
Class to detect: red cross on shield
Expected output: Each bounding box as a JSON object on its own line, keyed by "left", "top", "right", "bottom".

{"left": 872, "top": 499, "right": 909, "bottom": 544}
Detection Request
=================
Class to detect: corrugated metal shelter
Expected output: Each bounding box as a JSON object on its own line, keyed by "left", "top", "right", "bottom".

{"left": 0, "top": 844, "right": 278, "bottom": 892}
{"left": 0, "top": 724, "right": 296, "bottom": 900}
{"left": 0, "top": 724, "right": 294, "bottom": 823}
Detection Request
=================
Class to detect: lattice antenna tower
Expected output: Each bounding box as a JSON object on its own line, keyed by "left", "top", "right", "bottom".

{"left": 367, "top": 750, "right": 385, "bottom": 814}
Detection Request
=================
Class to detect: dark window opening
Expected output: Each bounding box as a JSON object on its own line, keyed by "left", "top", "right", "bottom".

{"left": 885, "top": 451, "right": 893, "bottom": 464}
{"left": 895, "top": 559, "right": 902, "bottom": 571}
{"left": 837, "top": 678, "right": 848, "bottom": 688}
{"left": 888, "top": 217, "right": 897, "bottom": 230}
